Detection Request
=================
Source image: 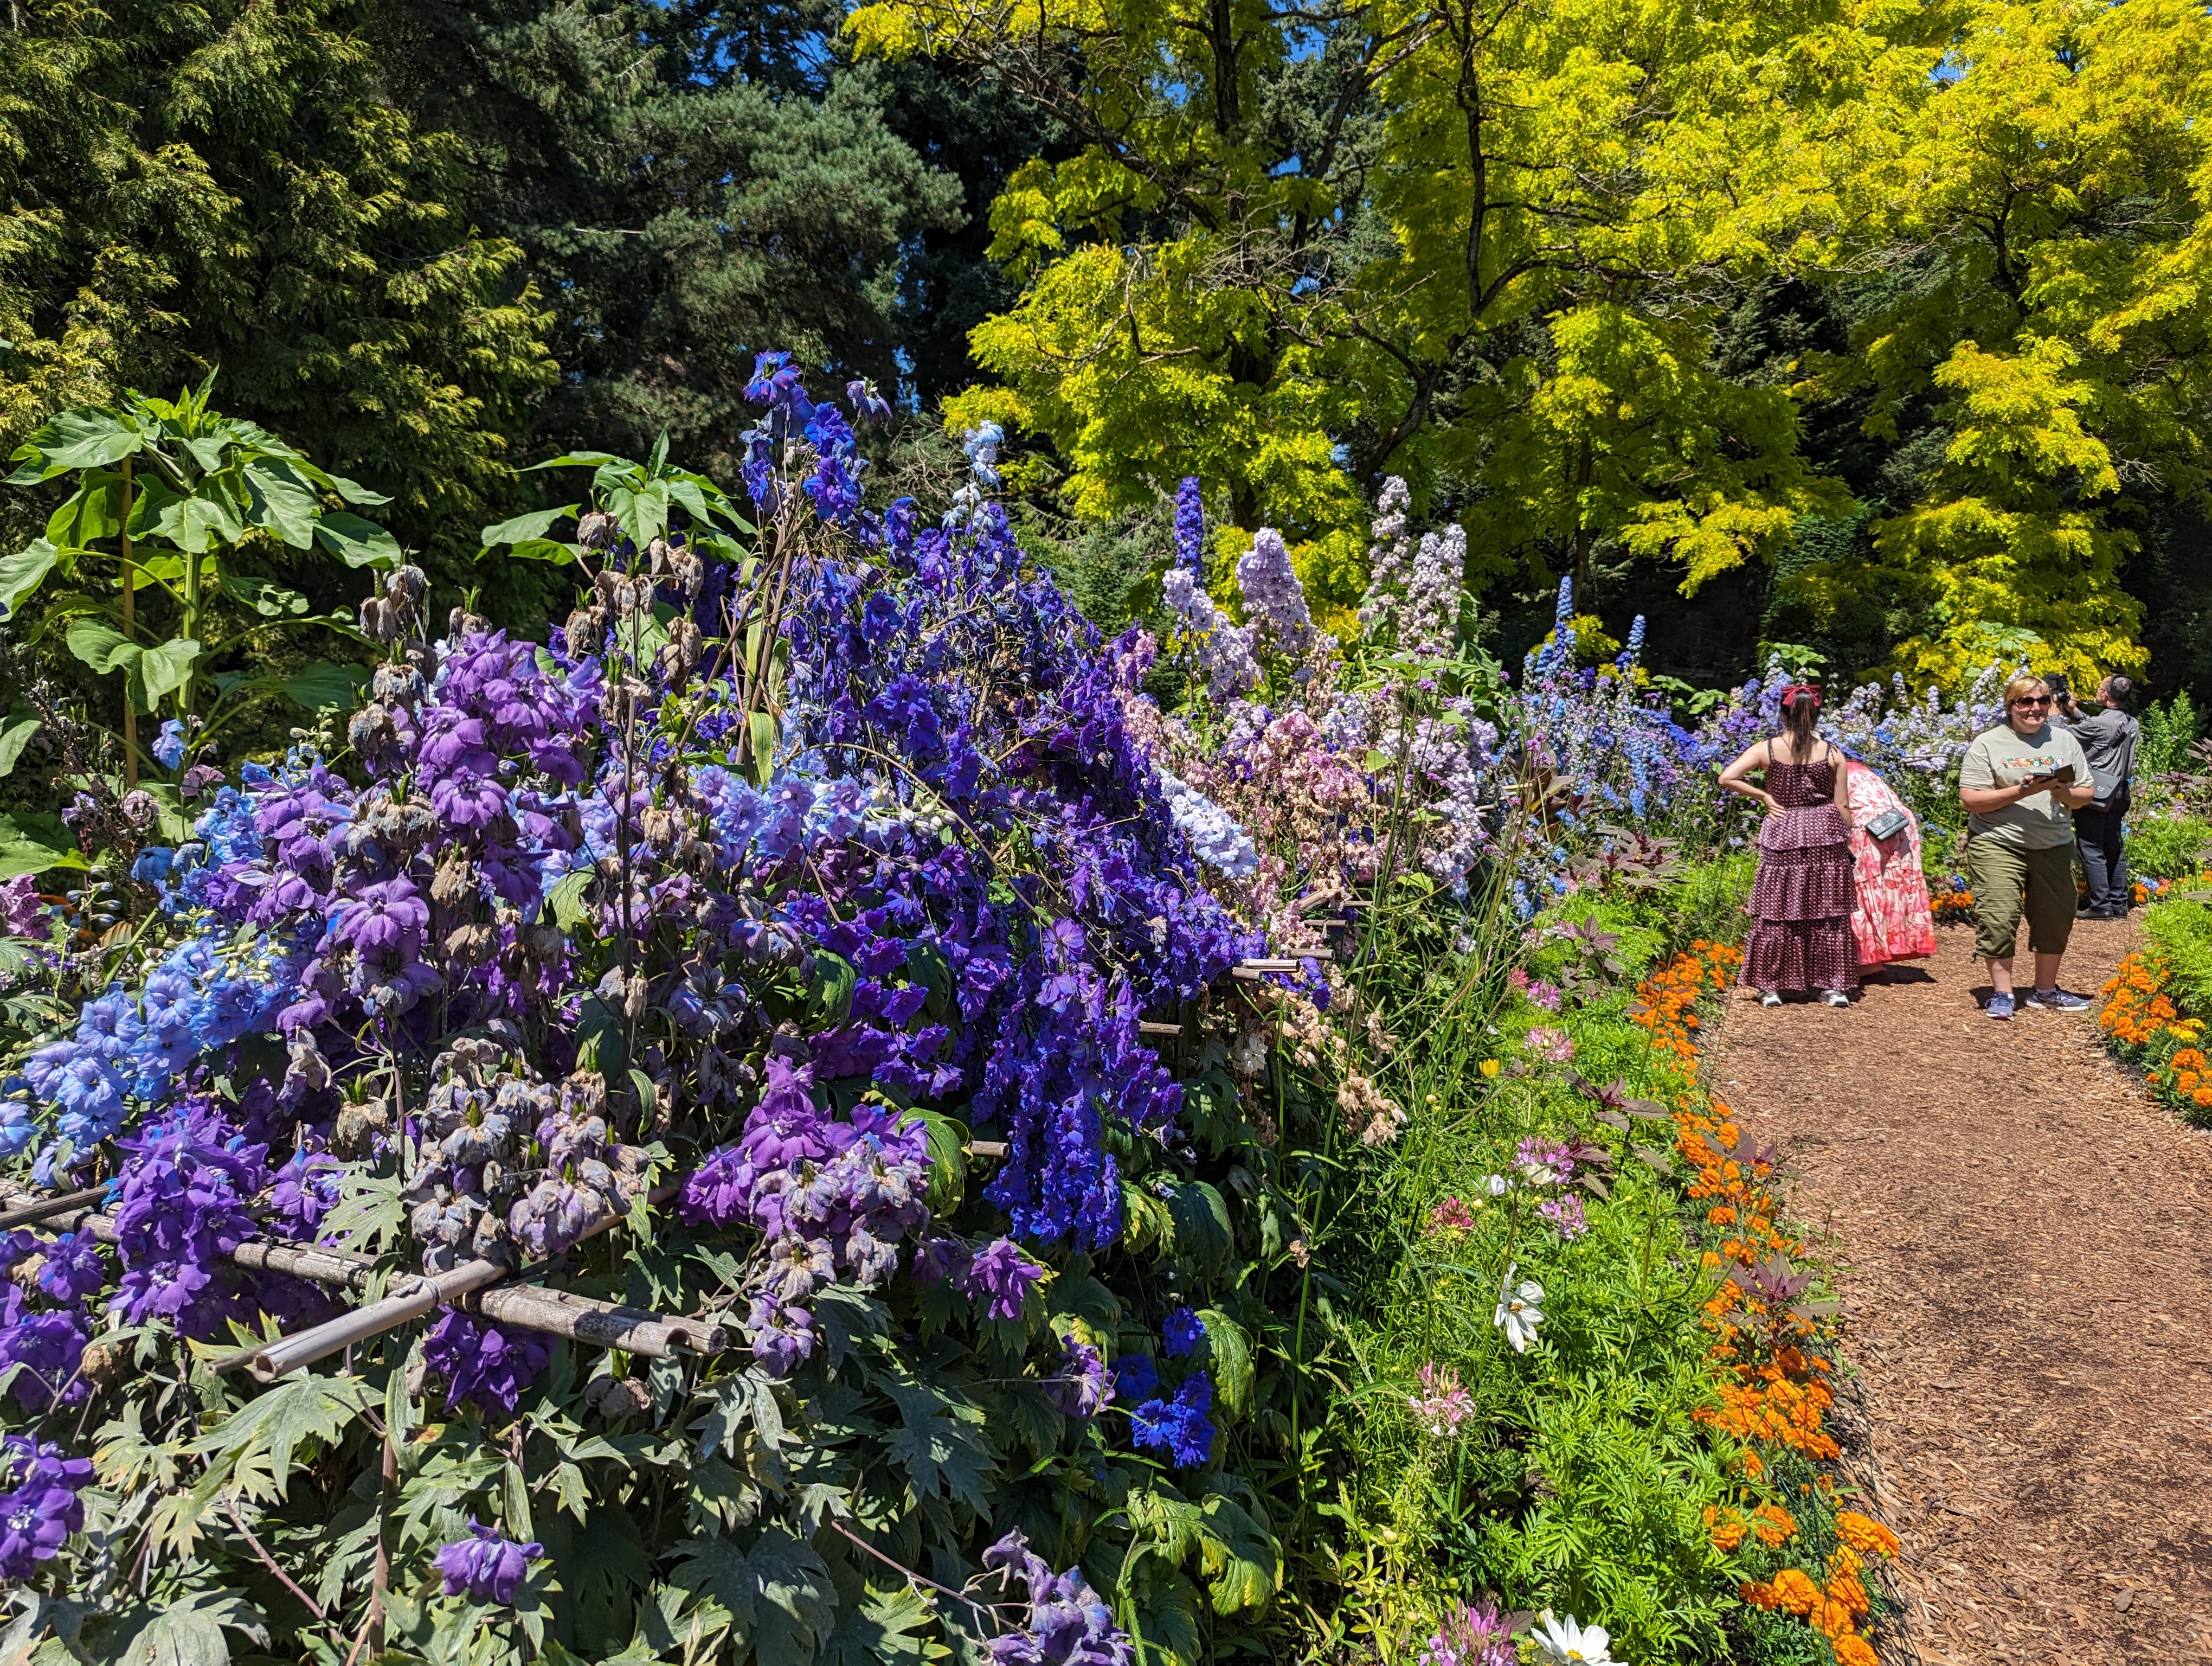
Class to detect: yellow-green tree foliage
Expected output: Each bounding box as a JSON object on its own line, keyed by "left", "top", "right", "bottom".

{"left": 1791, "top": 0, "right": 2212, "bottom": 684}
{"left": 852, "top": 0, "right": 2212, "bottom": 680}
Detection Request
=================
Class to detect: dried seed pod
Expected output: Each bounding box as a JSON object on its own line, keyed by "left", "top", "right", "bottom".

{"left": 646, "top": 536, "right": 672, "bottom": 574}
{"left": 359, "top": 597, "right": 394, "bottom": 641}
{"left": 431, "top": 851, "right": 479, "bottom": 911}
{"left": 640, "top": 805, "right": 681, "bottom": 856}
{"left": 577, "top": 509, "right": 619, "bottom": 550}
{"left": 588, "top": 1375, "right": 651, "bottom": 1420}
{"left": 445, "top": 921, "right": 498, "bottom": 968}
{"left": 333, "top": 1097, "right": 393, "bottom": 1158}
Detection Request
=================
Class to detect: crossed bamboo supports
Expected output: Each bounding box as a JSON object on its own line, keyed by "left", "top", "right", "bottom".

{"left": 0, "top": 956, "right": 1318, "bottom": 1384}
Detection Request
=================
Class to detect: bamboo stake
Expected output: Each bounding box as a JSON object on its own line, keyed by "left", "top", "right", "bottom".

{"left": 0, "top": 1188, "right": 727, "bottom": 1365}
{"left": 120, "top": 456, "right": 137, "bottom": 791}
{"left": 234, "top": 1181, "right": 683, "bottom": 1381}
{"left": 0, "top": 1186, "right": 109, "bottom": 1231}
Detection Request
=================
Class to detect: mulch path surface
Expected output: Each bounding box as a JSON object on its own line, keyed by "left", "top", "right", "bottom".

{"left": 1708, "top": 917, "right": 2212, "bottom": 1666}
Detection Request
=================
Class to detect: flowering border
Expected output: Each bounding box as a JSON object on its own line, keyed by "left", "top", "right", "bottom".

{"left": 1631, "top": 942, "right": 1902, "bottom": 1666}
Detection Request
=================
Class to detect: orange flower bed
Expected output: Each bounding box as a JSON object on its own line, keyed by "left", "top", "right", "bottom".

{"left": 2099, "top": 951, "right": 2212, "bottom": 1123}
{"left": 1634, "top": 943, "right": 1899, "bottom": 1661}
{"left": 1929, "top": 886, "right": 1975, "bottom": 923}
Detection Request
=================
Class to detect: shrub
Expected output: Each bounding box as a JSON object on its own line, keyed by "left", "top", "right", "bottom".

{"left": 2127, "top": 815, "right": 2212, "bottom": 882}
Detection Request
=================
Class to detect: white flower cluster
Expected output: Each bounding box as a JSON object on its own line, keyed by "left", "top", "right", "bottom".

{"left": 1356, "top": 476, "right": 1412, "bottom": 633}
{"left": 1162, "top": 567, "right": 1263, "bottom": 700}
{"left": 1235, "top": 527, "right": 1314, "bottom": 650}
{"left": 1402, "top": 523, "right": 1467, "bottom": 659}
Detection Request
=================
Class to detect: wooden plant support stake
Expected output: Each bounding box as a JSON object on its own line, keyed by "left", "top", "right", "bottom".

{"left": 0, "top": 1186, "right": 110, "bottom": 1231}
{"left": 229, "top": 1181, "right": 683, "bottom": 1381}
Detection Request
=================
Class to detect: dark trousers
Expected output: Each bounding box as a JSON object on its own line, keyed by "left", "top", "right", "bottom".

{"left": 2076, "top": 791, "right": 2131, "bottom": 914}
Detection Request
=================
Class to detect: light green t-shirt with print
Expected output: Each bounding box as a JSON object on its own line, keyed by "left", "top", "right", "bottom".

{"left": 1959, "top": 722, "right": 2091, "bottom": 849}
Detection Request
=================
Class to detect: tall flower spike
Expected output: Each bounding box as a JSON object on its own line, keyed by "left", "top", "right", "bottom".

{"left": 1174, "top": 476, "right": 1205, "bottom": 578}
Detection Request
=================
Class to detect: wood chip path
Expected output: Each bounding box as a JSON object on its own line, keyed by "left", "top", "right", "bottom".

{"left": 1708, "top": 918, "right": 2212, "bottom": 1666}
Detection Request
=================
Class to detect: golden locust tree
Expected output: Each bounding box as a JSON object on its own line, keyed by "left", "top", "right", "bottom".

{"left": 848, "top": 0, "right": 1905, "bottom": 615}
{"left": 1797, "top": 0, "right": 2212, "bottom": 683}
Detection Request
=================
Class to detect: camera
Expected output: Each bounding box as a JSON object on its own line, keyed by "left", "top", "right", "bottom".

{"left": 2047, "top": 672, "right": 2071, "bottom": 704}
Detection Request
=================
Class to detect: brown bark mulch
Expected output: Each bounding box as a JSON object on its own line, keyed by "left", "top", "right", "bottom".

{"left": 1707, "top": 917, "right": 2212, "bottom": 1666}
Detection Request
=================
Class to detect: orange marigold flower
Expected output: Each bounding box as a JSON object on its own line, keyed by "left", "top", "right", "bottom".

{"left": 1834, "top": 1636, "right": 1880, "bottom": 1666}
{"left": 1835, "top": 1511, "right": 1899, "bottom": 1558}
{"left": 2195, "top": 1088, "right": 2212, "bottom": 1108}
{"left": 1828, "top": 1573, "right": 1871, "bottom": 1614}
{"left": 1769, "top": 1567, "right": 1822, "bottom": 1616}
{"left": 1753, "top": 1502, "right": 1797, "bottom": 1547}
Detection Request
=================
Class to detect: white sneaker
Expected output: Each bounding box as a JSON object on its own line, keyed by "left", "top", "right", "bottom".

{"left": 1760, "top": 991, "right": 1783, "bottom": 1007}
{"left": 1820, "top": 989, "right": 1850, "bottom": 1009}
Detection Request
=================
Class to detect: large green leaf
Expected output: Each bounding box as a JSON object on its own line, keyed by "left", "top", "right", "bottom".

{"left": 156, "top": 486, "right": 247, "bottom": 553}
{"left": 284, "top": 661, "right": 370, "bottom": 713}
{"left": 323, "top": 472, "right": 391, "bottom": 507}
{"left": 44, "top": 470, "right": 128, "bottom": 546}
{"left": 671, "top": 1528, "right": 838, "bottom": 1663}
{"left": 111, "top": 1592, "right": 268, "bottom": 1666}
{"left": 505, "top": 536, "right": 583, "bottom": 565}
{"left": 139, "top": 637, "right": 203, "bottom": 706}
{"left": 0, "top": 541, "right": 59, "bottom": 618}
{"left": 879, "top": 1371, "right": 995, "bottom": 1512}
{"left": 1195, "top": 1310, "right": 1254, "bottom": 1419}
{"left": 481, "top": 503, "right": 580, "bottom": 547}
{"left": 9, "top": 406, "right": 143, "bottom": 479}
{"left": 522, "top": 450, "right": 631, "bottom": 472}
{"left": 312, "top": 510, "right": 401, "bottom": 569}
{"left": 1166, "top": 1181, "right": 1233, "bottom": 1277}
{"left": 189, "top": 1374, "right": 372, "bottom": 1502}
{"left": 818, "top": 1582, "right": 935, "bottom": 1666}
{"left": 241, "top": 457, "right": 321, "bottom": 547}
{"left": 1195, "top": 1491, "right": 1278, "bottom": 1613}
{"left": 0, "top": 716, "right": 41, "bottom": 779}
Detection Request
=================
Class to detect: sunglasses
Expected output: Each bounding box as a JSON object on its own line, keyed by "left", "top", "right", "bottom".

{"left": 2010, "top": 696, "right": 2052, "bottom": 708}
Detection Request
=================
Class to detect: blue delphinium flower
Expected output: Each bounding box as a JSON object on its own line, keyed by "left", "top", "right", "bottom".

{"left": 151, "top": 719, "right": 188, "bottom": 771}
{"left": 1162, "top": 1306, "right": 1205, "bottom": 1358}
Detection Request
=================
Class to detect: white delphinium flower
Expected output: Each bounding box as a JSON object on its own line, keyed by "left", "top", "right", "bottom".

{"left": 1531, "top": 1611, "right": 1615, "bottom": 1665}
{"left": 1156, "top": 770, "right": 1259, "bottom": 877}
{"left": 1493, "top": 1263, "right": 1544, "bottom": 1353}
{"left": 1235, "top": 527, "right": 1314, "bottom": 649}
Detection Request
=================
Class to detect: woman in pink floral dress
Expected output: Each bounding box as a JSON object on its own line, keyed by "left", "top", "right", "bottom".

{"left": 1843, "top": 760, "right": 1936, "bottom": 968}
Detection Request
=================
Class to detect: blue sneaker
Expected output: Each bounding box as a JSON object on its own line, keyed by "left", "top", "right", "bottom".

{"left": 2025, "top": 988, "right": 2093, "bottom": 1013}
{"left": 1986, "top": 992, "right": 2015, "bottom": 1021}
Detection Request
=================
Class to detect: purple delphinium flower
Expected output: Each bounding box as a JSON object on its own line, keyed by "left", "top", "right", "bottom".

{"left": 1045, "top": 1338, "right": 1114, "bottom": 1419}
{"left": 433, "top": 1517, "right": 544, "bottom": 1605}
{"left": 1162, "top": 1306, "right": 1204, "bottom": 1359}
{"left": 0, "top": 1436, "right": 93, "bottom": 1581}
{"left": 34, "top": 1234, "right": 105, "bottom": 1304}
{"left": 423, "top": 1309, "right": 552, "bottom": 1416}
{"left": 1173, "top": 476, "right": 1205, "bottom": 579}
{"left": 980, "top": 1529, "right": 1134, "bottom": 1666}
{"left": 959, "top": 1237, "right": 1043, "bottom": 1322}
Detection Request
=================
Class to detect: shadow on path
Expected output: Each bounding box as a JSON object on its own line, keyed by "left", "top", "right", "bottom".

{"left": 1709, "top": 917, "right": 2212, "bottom": 1666}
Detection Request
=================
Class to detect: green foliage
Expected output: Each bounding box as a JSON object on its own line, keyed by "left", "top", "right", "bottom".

{"left": 0, "top": 0, "right": 555, "bottom": 568}
{"left": 2144, "top": 898, "right": 2212, "bottom": 1017}
{"left": 2139, "top": 692, "right": 2202, "bottom": 781}
{"left": 2126, "top": 816, "right": 2212, "bottom": 883}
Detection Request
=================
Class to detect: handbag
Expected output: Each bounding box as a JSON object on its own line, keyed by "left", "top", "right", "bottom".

{"left": 1863, "top": 807, "right": 1908, "bottom": 842}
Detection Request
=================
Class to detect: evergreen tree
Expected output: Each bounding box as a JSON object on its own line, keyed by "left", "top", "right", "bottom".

{"left": 369, "top": 0, "right": 968, "bottom": 479}
{"left": 0, "top": 0, "right": 554, "bottom": 568}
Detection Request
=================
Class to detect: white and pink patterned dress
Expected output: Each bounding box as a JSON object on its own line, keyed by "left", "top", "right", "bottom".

{"left": 1844, "top": 761, "right": 1936, "bottom": 967}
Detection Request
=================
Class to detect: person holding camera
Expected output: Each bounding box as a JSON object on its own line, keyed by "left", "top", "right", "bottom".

{"left": 1958, "top": 674, "right": 2097, "bottom": 1020}
{"left": 2056, "top": 673, "right": 2139, "bottom": 920}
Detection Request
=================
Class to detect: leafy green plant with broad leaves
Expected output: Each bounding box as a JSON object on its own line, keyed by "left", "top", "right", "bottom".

{"left": 1, "top": 375, "right": 400, "bottom": 787}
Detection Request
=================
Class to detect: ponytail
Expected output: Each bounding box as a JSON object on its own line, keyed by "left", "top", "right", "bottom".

{"left": 1778, "top": 684, "right": 1822, "bottom": 757}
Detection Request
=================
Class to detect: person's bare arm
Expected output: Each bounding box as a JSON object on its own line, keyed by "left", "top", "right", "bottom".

{"left": 1831, "top": 751, "right": 1853, "bottom": 818}
{"left": 1718, "top": 740, "right": 1779, "bottom": 814}
{"left": 2048, "top": 777, "right": 2095, "bottom": 810}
